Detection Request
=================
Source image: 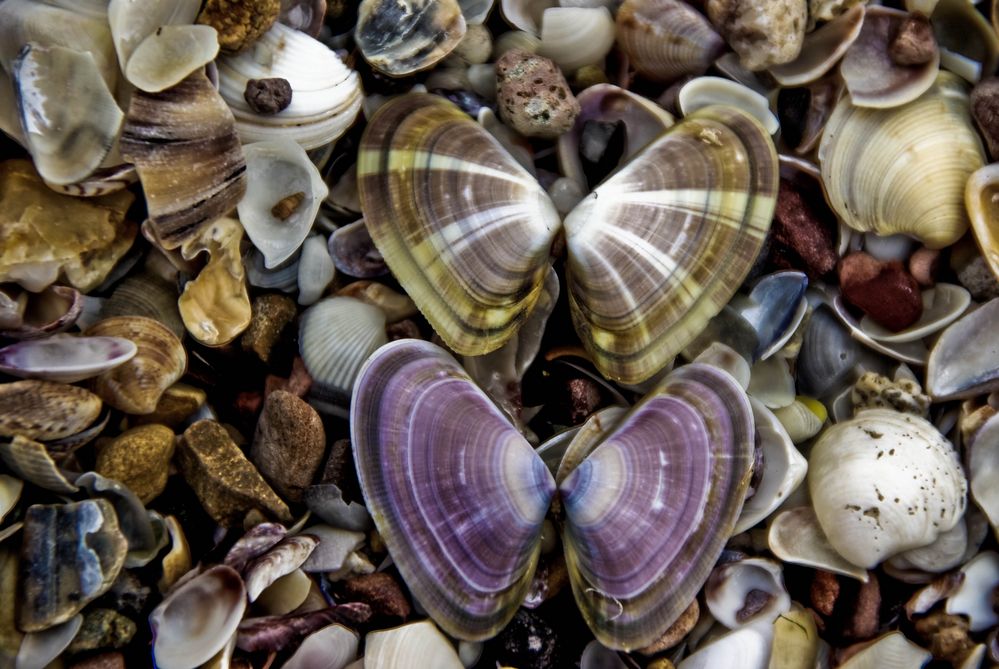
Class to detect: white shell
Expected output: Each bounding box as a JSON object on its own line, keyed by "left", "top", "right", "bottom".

{"left": 300, "top": 525, "right": 365, "bottom": 573}
{"left": 946, "top": 551, "right": 999, "bottom": 631}
{"left": 926, "top": 298, "right": 999, "bottom": 400}
{"left": 285, "top": 623, "right": 359, "bottom": 669}
{"left": 297, "top": 235, "right": 336, "bottom": 306}
{"left": 808, "top": 409, "right": 968, "bottom": 569}
{"left": 859, "top": 284, "right": 971, "bottom": 343}
{"left": 254, "top": 569, "right": 312, "bottom": 616}
{"left": 829, "top": 295, "right": 928, "bottom": 366}
{"left": 677, "top": 625, "right": 772, "bottom": 669}
{"left": 244, "top": 536, "right": 319, "bottom": 602}
{"left": 15, "top": 615, "right": 82, "bottom": 669}
{"left": 237, "top": 139, "right": 329, "bottom": 269}
{"left": 705, "top": 558, "right": 790, "bottom": 629}
{"left": 365, "top": 621, "right": 464, "bottom": 669}
{"left": 694, "top": 342, "right": 751, "bottom": 391}
{"left": 969, "top": 413, "right": 999, "bottom": 535}
{"left": 125, "top": 24, "right": 219, "bottom": 93}
{"left": 769, "top": 5, "right": 864, "bottom": 86}
{"left": 0, "top": 335, "right": 137, "bottom": 383}
{"left": 678, "top": 77, "right": 780, "bottom": 135}
{"left": 537, "top": 7, "right": 615, "bottom": 73}
{"left": 747, "top": 357, "right": 795, "bottom": 409}
{"left": 767, "top": 506, "right": 871, "bottom": 582}
{"left": 107, "top": 0, "right": 201, "bottom": 73}
{"left": 218, "top": 23, "right": 363, "bottom": 149}
{"left": 772, "top": 400, "right": 825, "bottom": 444}
{"left": 888, "top": 519, "right": 967, "bottom": 574}
{"left": 500, "top": 0, "right": 557, "bottom": 35}
{"left": 837, "top": 632, "right": 931, "bottom": 669}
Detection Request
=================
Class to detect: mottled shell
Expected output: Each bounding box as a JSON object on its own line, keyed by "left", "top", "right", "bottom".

{"left": 0, "top": 380, "right": 102, "bottom": 441}
{"left": 818, "top": 71, "right": 985, "bottom": 248}
{"left": 356, "top": 0, "right": 467, "bottom": 76}
{"left": 615, "top": 0, "right": 725, "bottom": 83}
{"left": 357, "top": 94, "right": 561, "bottom": 357}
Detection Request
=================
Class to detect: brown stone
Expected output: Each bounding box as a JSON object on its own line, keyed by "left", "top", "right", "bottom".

{"left": 131, "top": 383, "right": 206, "bottom": 429}
{"left": 889, "top": 14, "right": 937, "bottom": 66}
{"left": 638, "top": 598, "right": 699, "bottom": 654}
{"left": 66, "top": 608, "right": 136, "bottom": 654}
{"left": 244, "top": 77, "right": 293, "bottom": 115}
{"left": 839, "top": 252, "right": 923, "bottom": 331}
{"left": 971, "top": 77, "right": 999, "bottom": 159}
{"left": 343, "top": 572, "right": 411, "bottom": 619}
{"left": 69, "top": 653, "right": 126, "bottom": 669}
{"left": 771, "top": 180, "right": 839, "bottom": 279}
{"left": 177, "top": 419, "right": 291, "bottom": 527}
{"left": 843, "top": 571, "right": 881, "bottom": 640}
{"left": 810, "top": 569, "right": 839, "bottom": 617}
{"left": 250, "top": 391, "right": 326, "bottom": 502}
{"left": 95, "top": 424, "right": 175, "bottom": 504}
{"left": 914, "top": 612, "right": 976, "bottom": 665}
{"left": 496, "top": 50, "right": 580, "bottom": 139}
{"left": 908, "top": 247, "right": 940, "bottom": 286}
{"left": 241, "top": 294, "right": 297, "bottom": 363}
{"left": 197, "top": 0, "right": 281, "bottom": 52}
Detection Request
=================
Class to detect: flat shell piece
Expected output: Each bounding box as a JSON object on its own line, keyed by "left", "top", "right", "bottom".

{"left": 677, "top": 77, "right": 780, "bottom": 134}
{"left": 16, "top": 614, "right": 82, "bottom": 669}
{"left": 0, "top": 335, "right": 136, "bottom": 383}
{"left": 859, "top": 283, "right": 970, "bottom": 343}
{"left": 351, "top": 339, "right": 556, "bottom": 641}
{"left": 840, "top": 7, "right": 939, "bottom": 108}
{"left": 767, "top": 506, "right": 870, "bottom": 581}
{"left": 356, "top": 0, "right": 467, "bottom": 76}
{"left": 837, "top": 631, "right": 931, "bottom": 668}
{"left": 0, "top": 475, "right": 21, "bottom": 523}
{"left": 245, "top": 535, "right": 319, "bottom": 601}
{"left": 0, "top": 435, "right": 78, "bottom": 494}
{"left": 365, "top": 621, "right": 463, "bottom": 669}
{"left": 357, "top": 94, "right": 560, "bottom": 357}
{"left": 770, "top": 5, "right": 864, "bottom": 86}
{"left": 927, "top": 298, "right": 999, "bottom": 399}
{"left": 107, "top": 0, "right": 202, "bottom": 72}
{"left": 125, "top": 24, "right": 220, "bottom": 93}
{"left": 285, "top": 623, "right": 358, "bottom": 669}
{"left": 0, "top": 379, "right": 102, "bottom": 441}
{"left": 19, "top": 499, "right": 128, "bottom": 631}
{"left": 14, "top": 43, "right": 123, "bottom": 186}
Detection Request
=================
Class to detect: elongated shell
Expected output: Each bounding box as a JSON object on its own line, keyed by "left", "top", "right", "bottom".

{"left": 564, "top": 105, "right": 777, "bottom": 382}
{"left": 615, "top": 0, "right": 725, "bottom": 83}
{"left": 0, "top": 335, "right": 136, "bottom": 383}
{"left": 818, "top": 71, "right": 985, "bottom": 248}
{"left": 926, "top": 297, "right": 999, "bottom": 399}
{"left": 358, "top": 94, "right": 561, "bottom": 356}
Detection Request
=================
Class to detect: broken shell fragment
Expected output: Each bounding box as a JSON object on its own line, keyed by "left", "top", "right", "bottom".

{"left": 946, "top": 551, "right": 999, "bottom": 631}
{"left": 614, "top": 0, "right": 724, "bottom": 83}
{"left": 356, "top": 0, "right": 467, "bottom": 76}
{"left": 149, "top": 565, "right": 247, "bottom": 669}
{"left": 964, "top": 162, "right": 999, "bottom": 281}
{"left": 365, "top": 621, "right": 464, "bottom": 669}
{"left": 768, "top": 507, "right": 870, "bottom": 581}
{"left": 0, "top": 435, "right": 78, "bottom": 494}
{"left": 838, "top": 631, "right": 932, "bottom": 668}
{"left": 245, "top": 535, "right": 319, "bottom": 601}
{"left": 968, "top": 413, "right": 999, "bottom": 533}
{"left": 0, "top": 335, "right": 136, "bottom": 383}
{"left": 0, "top": 475, "right": 21, "bottom": 524}
{"left": 0, "top": 380, "right": 102, "bottom": 441}
{"left": 677, "top": 77, "right": 780, "bottom": 135}
{"left": 705, "top": 558, "right": 790, "bottom": 629}
{"left": 285, "top": 623, "right": 359, "bottom": 669}
{"left": 125, "top": 24, "right": 220, "bottom": 93}
{"left": 927, "top": 298, "right": 999, "bottom": 400}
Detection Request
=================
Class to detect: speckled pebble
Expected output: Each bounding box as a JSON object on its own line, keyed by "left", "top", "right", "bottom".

{"left": 66, "top": 608, "right": 136, "bottom": 654}
{"left": 493, "top": 609, "right": 559, "bottom": 669}
{"left": 241, "top": 294, "right": 298, "bottom": 363}
{"left": 250, "top": 390, "right": 326, "bottom": 503}
{"left": 95, "top": 424, "right": 175, "bottom": 504}
{"left": 852, "top": 372, "right": 930, "bottom": 417}
{"left": 496, "top": 50, "right": 581, "bottom": 139}
{"left": 197, "top": 0, "right": 281, "bottom": 52}
{"left": 706, "top": 0, "right": 806, "bottom": 70}
{"left": 889, "top": 14, "right": 936, "bottom": 66}
{"left": 955, "top": 254, "right": 999, "bottom": 300}
{"left": 839, "top": 252, "right": 923, "bottom": 331}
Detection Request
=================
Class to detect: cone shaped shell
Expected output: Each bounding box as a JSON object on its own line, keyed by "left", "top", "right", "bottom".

{"left": 358, "top": 94, "right": 561, "bottom": 356}
{"left": 564, "top": 105, "right": 777, "bottom": 382}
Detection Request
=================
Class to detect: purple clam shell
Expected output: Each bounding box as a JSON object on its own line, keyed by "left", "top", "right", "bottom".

{"left": 351, "top": 339, "right": 556, "bottom": 640}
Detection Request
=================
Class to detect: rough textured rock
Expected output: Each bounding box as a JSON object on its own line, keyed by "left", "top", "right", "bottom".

{"left": 177, "top": 420, "right": 291, "bottom": 526}
{"left": 493, "top": 609, "right": 559, "bottom": 669}
{"left": 66, "top": 608, "right": 136, "bottom": 654}
{"left": 95, "top": 424, "right": 175, "bottom": 503}
{"left": 770, "top": 180, "right": 839, "bottom": 280}
{"left": 343, "top": 572, "right": 411, "bottom": 619}
{"left": 250, "top": 391, "right": 326, "bottom": 503}
{"left": 241, "top": 294, "right": 297, "bottom": 363}
{"left": 131, "top": 382, "right": 206, "bottom": 429}
{"left": 971, "top": 77, "right": 999, "bottom": 160}
{"left": 889, "top": 14, "right": 937, "bottom": 66}
{"left": 197, "top": 0, "right": 281, "bottom": 52}
{"left": 706, "top": 0, "right": 806, "bottom": 70}
{"left": 496, "top": 50, "right": 580, "bottom": 139}
{"left": 839, "top": 252, "right": 923, "bottom": 331}
{"left": 244, "top": 78, "right": 293, "bottom": 115}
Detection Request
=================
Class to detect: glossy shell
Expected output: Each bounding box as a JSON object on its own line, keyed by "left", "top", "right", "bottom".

{"left": 927, "top": 298, "right": 999, "bottom": 399}
{"left": 356, "top": 0, "right": 466, "bottom": 76}
{"left": 0, "top": 335, "right": 136, "bottom": 383}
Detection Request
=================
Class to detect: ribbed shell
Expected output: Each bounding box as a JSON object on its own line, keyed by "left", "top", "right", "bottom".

{"left": 358, "top": 94, "right": 560, "bottom": 356}
{"left": 564, "top": 105, "right": 777, "bottom": 383}
{"left": 615, "top": 0, "right": 725, "bottom": 83}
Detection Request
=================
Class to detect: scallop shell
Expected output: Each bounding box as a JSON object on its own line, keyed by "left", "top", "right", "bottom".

{"left": 818, "top": 71, "right": 986, "bottom": 248}
{"left": 537, "top": 6, "right": 615, "bottom": 74}
{"left": 615, "top": 0, "right": 725, "bottom": 83}
{"left": 0, "top": 335, "right": 136, "bottom": 383}
{"left": 120, "top": 70, "right": 247, "bottom": 250}
{"left": 217, "top": 22, "right": 363, "bottom": 149}
{"left": 356, "top": 0, "right": 466, "bottom": 76}
{"left": 0, "top": 380, "right": 102, "bottom": 441}
{"left": 85, "top": 316, "right": 187, "bottom": 415}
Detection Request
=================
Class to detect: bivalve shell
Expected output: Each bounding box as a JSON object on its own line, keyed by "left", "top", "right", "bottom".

{"left": 0, "top": 335, "right": 136, "bottom": 383}
{"left": 537, "top": 7, "right": 615, "bottom": 74}
{"left": 356, "top": 0, "right": 466, "bottom": 77}
{"left": 365, "top": 621, "right": 463, "bottom": 669}
{"left": 704, "top": 558, "right": 790, "bottom": 629}
{"left": 770, "top": 5, "right": 864, "bottom": 86}
{"left": 926, "top": 297, "right": 999, "bottom": 399}
{"left": 285, "top": 623, "right": 359, "bottom": 669}
{"left": 838, "top": 631, "right": 932, "bottom": 668}
{"left": 615, "top": 0, "right": 725, "bottom": 83}
{"left": 965, "top": 162, "right": 999, "bottom": 281}
{"left": 0, "top": 380, "right": 102, "bottom": 441}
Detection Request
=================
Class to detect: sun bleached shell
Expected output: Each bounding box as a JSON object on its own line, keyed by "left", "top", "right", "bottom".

{"left": 927, "top": 298, "right": 999, "bottom": 400}
{"left": 808, "top": 409, "right": 968, "bottom": 569}
{"left": 838, "top": 632, "right": 932, "bottom": 668}
{"left": 125, "top": 24, "right": 220, "bottom": 93}
{"left": 365, "top": 621, "right": 463, "bottom": 669}
{"left": 677, "top": 625, "right": 772, "bottom": 669}
{"left": 946, "top": 551, "right": 999, "bottom": 631}
{"left": 615, "top": 0, "right": 725, "bottom": 83}
{"left": 356, "top": 0, "right": 466, "bottom": 76}
{"left": 768, "top": 506, "right": 871, "bottom": 581}
{"left": 537, "top": 6, "right": 615, "bottom": 73}
{"left": 770, "top": 5, "right": 864, "bottom": 86}
{"left": 0, "top": 335, "right": 136, "bottom": 383}
{"left": 285, "top": 623, "right": 359, "bottom": 669}
{"left": 705, "top": 558, "right": 790, "bottom": 629}
{"left": 678, "top": 77, "right": 780, "bottom": 134}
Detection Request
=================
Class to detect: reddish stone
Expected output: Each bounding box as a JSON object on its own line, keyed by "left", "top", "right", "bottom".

{"left": 770, "top": 180, "right": 839, "bottom": 280}
{"left": 343, "top": 572, "right": 411, "bottom": 619}
{"left": 909, "top": 247, "right": 940, "bottom": 287}
{"left": 567, "top": 377, "right": 601, "bottom": 424}
{"left": 810, "top": 570, "right": 839, "bottom": 617}
{"left": 839, "top": 252, "right": 923, "bottom": 331}
{"left": 386, "top": 319, "right": 421, "bottom": 341}
{"left": 843, "top": 571, "right": 881, "bottom": 640}
{"left": 235, "top": 390, "right": 263, "bottom": 416}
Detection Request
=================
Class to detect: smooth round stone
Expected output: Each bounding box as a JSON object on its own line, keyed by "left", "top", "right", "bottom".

{"left": 95, "top": 424, "right": 175, "bottom": 504}
{"left": 250, "top": 390, "right": 326, "bottom": 503}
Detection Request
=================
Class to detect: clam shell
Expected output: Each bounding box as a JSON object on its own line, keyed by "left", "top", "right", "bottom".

{"left": 500, "top": 0, "right": 556, "bottom": 35}
{"left": 747, "top": 357, "right": 795, "bottom": 409}
{"left": 564, "top": 105, "right": 777, "bottom": 382}
{"left": 459, "top": 0, "right": 495, "bottom": 24}
{"left": 731, "top": 271, "right": 808, "bottom": 361}
{"left": 13, "top": 43, "right": 123, "bottom": 186}
{"left": 931, "top": 0, "right": 999, "bottom": 84}
{"left": 237, "top": 139, "right": 329, "bottom": 269}
{"left": 553, "top": 405, "right": 629, "bottom": 484}
{"left": 336, "top": 281, "right": 418, "bottom": 323}
{"left": 285, "top": 623, "right": 359, "bottom": 669}
{"left": 838, "top": 631, "right": 932, "bottom": 668}
{"left": 704, "top": 557, "right": 790, "bottom": 629}
{"left": 0, "top": 335, "right": 136, "bottom": 383}
{"left": 0, "top": 380, "right": 102, "bottom": 441}
{"left": 839, "top": 7, "right": 940, "bottom": 108}
{"left": 0, "top": 435, "right": 78, "bottom": 494}
{"left": 767, "top": 506, "right": 870, "bottom": 581}
{"left": 927, "top": 297, "right": 999, "bottom": 399}
{"left": 245, "top": 248, "right": 300, "bottom": 293}
{"left": 149, "top": 565, "right": 247, "bottom": 669}
{"left": 356, "top": 0, "right": 466, "bottom": 76}
{"left": 769, "top": 5, "right": 864, "bottom": 86}
{"left": 693, "top": 342, "right": 751, "bottom": 390}
{"left": 818, "top": 71, "right": 985, "bottom": 248}
{"left": 120, "top": 70, "right": 247, "bottom": 250}
{"left": 677, "top": 77, "right": 780, "bottom": 134}
{"left": 964, "top": 162, "right": 999, "bottom": 281}
{"left": 217, "top": 22, "right": 363, "bottom": 149}
{"left": 365, "top": 621, "right": 464, "bottom": 669}
{"left": 809, "top": 409, "right": 968, "bottom": 569}
{"left": 828, "top": 295, "right": 928, "bottom": 366}
{"left": 99, "top": 273, "right": 185, "bottom": 340}
{"left": 85, "top": 316, "right": 187, "bottom": 415}
{"left": 357, "top": 94, "right": 560, "bottom": 357}
{"left": 615, "top": 0, "right": 725, "bottom": 83}
{"left": 328, "top": 219, "right": 387, "bottom": 278}
{"left": 245, "top": 535, "right": 319, "bottom": 602}
{"left": 125, "top": 24, "right": 220, "bottom": 93}
{"left": 537, "top": 7, "right": 615, "bottom": 74}
{"left": 859, "top": 283, "right": 970, "bottom": 343}
{"left": 224, "top": 522, "right": 287, "bottom": 573}
{"left": 255, "top": 569, "right": 312, "bottom": 616}
{"left": 3, "top": 285, "right": 85, "bottom": 341}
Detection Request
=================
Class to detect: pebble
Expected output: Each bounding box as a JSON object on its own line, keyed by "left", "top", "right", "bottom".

{"left": 66, "top": 609, "right": 136, "bottom": 654}
{"left": 567, "top": 377, "right": 602, "bottom": 424}
{"left": 889, "top": 14, "right": 937, "bottom": 66}
{"left": 343, "top": 572, "right": 411, "bottom": 619}
{"left": 971, "top": 77, "right": 999, "bottom": 160}
{"left": 97, "top": 570, "right": 151, "bottom": 618}
{"left": 493, "top": 609, "right": 559, "bottom": 669}
{"left": 706, "top": 0, "right": 806, "bottom": 70}
{"left": 241, "top": 294, "right": 298, "bottom": 363}
{"left": 197, "top": 0, "right": 281, "bottom": 53}
{"left": 955, "top": 254, "right": 999, "bottom": 301}
{"left": 177, "top": 420, "right": 292, "bottom": 527}
{"left": 250, "top": 390, "right": 326, "bottom": 503}
{"left": 131, "top": 383, "right": 206, "bottom": 430}
{"left": 496, "top": 50, "right": 581, "bottom": 139}
{"left": 908, "top": 247, "right": 940, "bottom": 287}
{"left": 265, "top": 356, "right": 313, "bottom": 399}
{"left": 839, "top": 252, "right": 923, "bottom": 331}
{"left": 69, "top": 653, "right": 126, "bottom": 669}
{"left": 244, "top": 78, "right": 293, "bottom": 115}
{"left": 770, "top": 180, "right": 839, "bottom": 280}
{"left": 95, "top": 424, "right": 175, "bottom": 504}
{"left": 914, "top": 612, "right": 977, "bottom": 665}
{"left": 843, "top": 572, "right": 881, "bottom": 640}
{"left": 810, "top": 570, "right": 839, "bottom": 617}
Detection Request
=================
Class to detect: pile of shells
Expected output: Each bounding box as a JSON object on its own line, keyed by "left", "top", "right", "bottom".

{"left": 4, "top": 0, "right": 999, "bottom": 667}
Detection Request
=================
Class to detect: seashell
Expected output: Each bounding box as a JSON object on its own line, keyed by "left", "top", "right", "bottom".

{"left": 0, "top": 160, "right": 136, "bottom": 293}
{"left": 280, "top": 0, "right": 327, "bottom": 37}
{"left": 772, "top": 397, "right": 825, "bottom": 444}
{"left": 100, "top": 273, "right": 185, "bottom": 340}
{"left": 492, "top": 29, "right": 542, "bottom": 58}
{"left": 682, "top": 306, "right": 759, "bottom": 364}
{"left": 615, "top": 0, "right": 725, "bottom": 84}
{"left": 329, "top": 220, "right": 387, "bottom": 278}
{"left": 769, "top": 5, "right": 864, "bottom": 86}
{"left": 677, "top": 625, "right": 772, "bottom": 669}
{"left": 366, "top": 621, "right": 464, "bottom": 669}
{"left": 237, "top": 139, "right": 328, "bottom": 269}
{"left": 0, "top": 435, "right": 78, "bottom": 494}
{"left": 808, "top": 409, "right": 968, "bottom": 569}
{"left": 245, "top": 535, "right": 319, "bottom": 601}
{"left": 245, "top": 248, "right": 300, "bottom": 293}
{"left": 818, "top": 71, "right": 985, "bottom": 248}
{"left": 352, "top": 339, "right": 755, "bottom": 649}
{"left": 705, "top": 557, "right": 790, "bottom": 629}
{"left": 125, "top": 24, "right": 220, "bottom": 93}
{"left": 297, "top": 235, "right": 336, "bottom": 306}
{"left": 107, "top": 0, "right": 202, "bottom": 75}
{"left": 356, "top": 0, "right": 466, "bottom": 76}
{"left": 927, "top": 298, "right": 999, "bottom": 400}
{"left": 946, "top": 551, "right": 999, "bottom": 631}
{"left": 731, "top": 271, "right": 809, "bottom": 361}
{"left": 303, "top": 484, "right": 372, "bottom": 532}
{"left": 839, "top": 7, "right": 940, "bottom": 108}
{"left": 120, "top": 71, "right": 247, "bottom": 251}
{"left": 75, "top": 472, "right": 168, "bottom": 568}
{"left": 336, "top": 282, "right": 418, "bottom": 324}
{"left": 459, "top": 0, "right": 494, "bottom": 24}
{"left": 767, "top": 506, "right": 870, "bottom": 581}
{"left": 838, "top": 632, "right": 932, "bottom": 668}
{"left": 536, "top": 406, "right": 627, "bottom": 478}
{"left": 734, "top": 400, "right": 807, "bottom": 533}
{"left": 694, "top": 342, "right": 751, "bottom": 391}
{"left": 0, "top": 380, "right": 102, "bottom": 441}
{"left": 150, "top": 565, "right": 247, "bottom": 669}
{"left": 931, "top": 0, "right": 999, "bottom": 84}
{"left": 537, "top": 7, "right": 615, "bottom": 74}
{"left": 887, "top": 517, "right": 967, "bottom": 575}
{"left": 862, "top": 232, "right": 916, "bottom": 263}
{"left": 0, "top": 475, "right": 21, "bottom": 524}
{"left": 285, "top": 623, "right": 359, "bottom": 669}
{"left": 236, "top": 604, "right": 373, "bottom": 654}
{"left": 964, "top": 163, "right": 999, "bottom": 281}
{"left": 580, "top": 640, "right": 628, "bottom": 669}
{"left": 828, "top": 295, "right": 928, "bottom": 366}
{"left": 968, "top": 414, "right": 999, "bottom": 534}
{"left": 747, "top": 356, "right": 796, "bottom": 409}
{"left": 255, "top": 569, "right": 312, "bottom": 616}
{"left": 13, "top": 43, "right": 123, "bottom": 187}
{"left": 15, "top": 614, "right": 82, "bottom": 669}
{"left": 795, "top": 304, "right": 874, "bottom": 398}
{"left": 158, "top": 515, "right": 191, "bottom": 594}
{"left": 500, "top": 0, "right": 557, "bottom": 35}
{"left": 477, "top": 105, "right": 536, "bottom": 174}
{"left": 859, "top": 283, "right": 970, "bottom": 343}
{"left": 0, "top": 335, "right": 136, "bottom": 383}
{"left": 677, "top": 77, "right": 780, "bottom": 135}
{"left": 19, "top": 499, "right": 128, "bottom": 632}
{"left": 224, "top": 522, "right": 288, "bottom": 573}
{"left": 300, "top": 525, "right": 366, "bottom": 574}
{"left": 556, "top": 84, "right": 675, "bottom": 189}
{"left": 85, "top": 316, "right": 187, "bottom": 415}
{"left": 178, "top": 217, "right": 253, "bottom": 347}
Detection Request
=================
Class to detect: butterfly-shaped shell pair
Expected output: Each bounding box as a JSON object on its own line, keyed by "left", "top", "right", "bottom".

{"left": 357, "top": 94, "right": 778, "bottom": 383}
{"left": 351, "top": 338, "right": 755, "bottom": 650}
